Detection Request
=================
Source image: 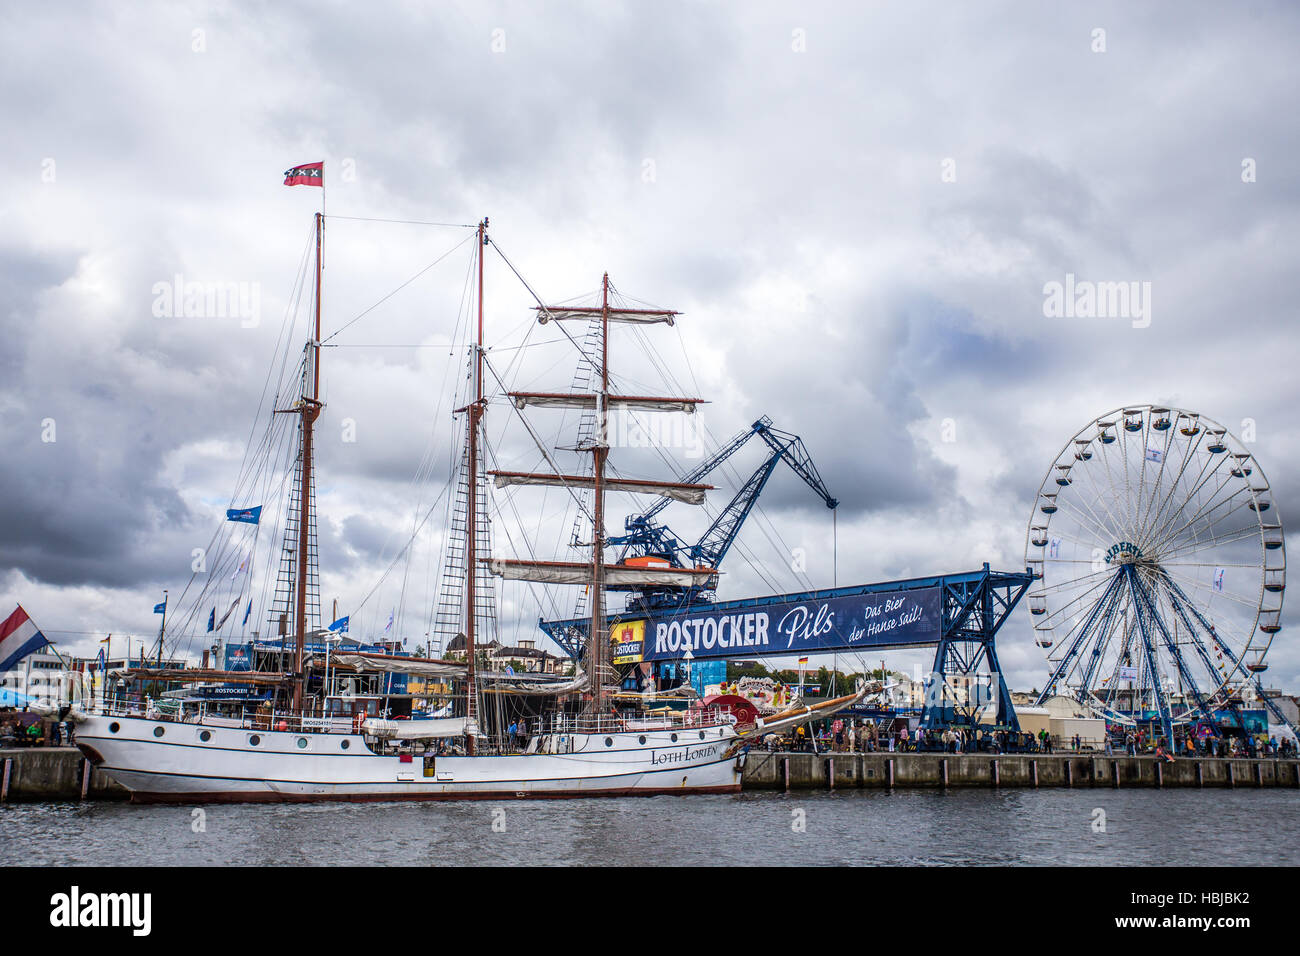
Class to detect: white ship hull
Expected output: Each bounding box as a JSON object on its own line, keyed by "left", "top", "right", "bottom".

{"left": 76, "top": 714, "right": 745, "bottom": 803}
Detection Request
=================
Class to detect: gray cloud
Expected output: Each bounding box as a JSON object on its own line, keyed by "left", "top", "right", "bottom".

{"left": 1, "top": 1, "right": 1297, "bottom": 698}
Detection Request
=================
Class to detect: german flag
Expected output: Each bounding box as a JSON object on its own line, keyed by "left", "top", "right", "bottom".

{"left": 284, "top": 162, "right": 323, "bottom": 187}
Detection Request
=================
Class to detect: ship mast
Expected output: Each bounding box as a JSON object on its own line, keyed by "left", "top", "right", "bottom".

{"left": 486, "top": 279, "right": 715, "bottom": 718}
{"left": 463, "top": 218, "right": 489, "bottom": 754}
{"left": 292, "top": 212, "right": 324, "bottom": 715}
{"left": 588, "top": 274, "right": 611, "bottom": 714}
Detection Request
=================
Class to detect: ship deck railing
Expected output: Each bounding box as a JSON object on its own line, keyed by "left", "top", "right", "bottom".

{"left": 91, "top": 700, "right": 736, "bottom": 738}
{"left": 537, "top": 706, "right": 735, "bottom": 736}
{"left": 92, "top": 699, "right": 356, "bottom": 734}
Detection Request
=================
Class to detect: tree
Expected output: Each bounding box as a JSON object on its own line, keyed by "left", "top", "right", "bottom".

{"left": 727, "top": 660, "right": 769, "bottom": 681}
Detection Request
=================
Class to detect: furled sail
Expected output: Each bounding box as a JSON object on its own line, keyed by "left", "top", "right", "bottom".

{"left": 489, "top": 471, "right": 711, "bottom": 505}
{"left": 508, "top": 391, "right": 702, "bottom": 414}
{"left": 125, "top": 667, "right": 290, "bottom": 686}
{"left": 537, "top": 306, "right": 678, "bottom": 326}
{"left": 363, "top": 717, "right": 479, "bottom": 738}
{"left": 483, "top": 672, "right": 589, "bottom": 696}
{"left": 324, "top": 653, "right": 465, "bottom": 678}
{"left": 486, "top": 558, "right": 718, "bottom": 589}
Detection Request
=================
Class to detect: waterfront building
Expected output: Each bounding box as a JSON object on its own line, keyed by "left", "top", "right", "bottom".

{"left": 0, "top": 649, "right": 86, "bottom": 710}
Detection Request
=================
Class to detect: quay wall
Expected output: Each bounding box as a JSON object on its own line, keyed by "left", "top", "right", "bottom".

{"left": 4, "top": 747, "right": 1298, "bottom": 800}
{"left": 742, "top": 751, "right": 1300, "bottom": 791}
{"left": 0, "top": 748, "right": 128, "bottom": 802}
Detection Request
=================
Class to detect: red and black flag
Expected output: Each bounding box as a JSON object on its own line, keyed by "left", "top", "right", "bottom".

{"left": 283, "top": 162, "right": 323, "bottom": 187}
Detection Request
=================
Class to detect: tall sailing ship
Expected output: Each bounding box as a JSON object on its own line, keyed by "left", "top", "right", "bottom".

{"left": 75, "top": 210, "right": 864, "bottom": 802}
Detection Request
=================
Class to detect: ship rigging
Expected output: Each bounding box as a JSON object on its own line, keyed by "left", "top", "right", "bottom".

{"left": 73, "top": 198, "right": 869, "bottom": 802}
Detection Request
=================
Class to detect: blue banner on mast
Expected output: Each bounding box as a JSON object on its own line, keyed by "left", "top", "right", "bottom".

{"left": 225, "top": 506, "right": 262, "bottom": 524}
{"left": 639, "top": 586, "right": 942, "bottom": 662}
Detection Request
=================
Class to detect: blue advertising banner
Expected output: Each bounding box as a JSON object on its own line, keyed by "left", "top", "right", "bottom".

{"left": 200, "top": 686, "right": 273, "bottom": 701}
{"left": 689, "top": 659, "right": 727, "bottom": 695}
{"left": 640, "top": 586, "right": 943, "bottom": 662}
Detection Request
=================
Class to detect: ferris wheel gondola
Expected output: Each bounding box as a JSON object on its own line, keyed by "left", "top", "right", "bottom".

{"left": 1024, "top": 404, "right": 1288, "bottom": 741}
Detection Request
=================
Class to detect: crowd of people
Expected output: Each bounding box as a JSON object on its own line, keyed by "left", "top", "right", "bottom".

{"left": 1108, "top": 730, "right": 1298, "bottom": 759}
{"left": 763, "top": 715, "right": 1299, "bottom": 759}
{"left": 0, "top": 710, "right": 77, "bottom": 748}
{"left": 771, "top": 719, "right": 1044, "bottom": 754}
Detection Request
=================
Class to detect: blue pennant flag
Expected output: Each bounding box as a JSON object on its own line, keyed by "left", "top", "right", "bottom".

{"left": 226, "top": 505, "right": 263, "bottom": 525}
{"left": 207, "top": 607, "right": 216, "bottom": 632}
{"left": 153, "top": 600, "right": 166, "bottom": 614}
{"left": 243, "top": 600, "right": 252, "bottom": 626}
{"left": 328, "top": 615, "right": 350, "bottom": 633}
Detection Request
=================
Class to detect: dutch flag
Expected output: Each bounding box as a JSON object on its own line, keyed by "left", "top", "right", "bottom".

{"left": 0, "top": 605, "right": 52, "bottom": 673}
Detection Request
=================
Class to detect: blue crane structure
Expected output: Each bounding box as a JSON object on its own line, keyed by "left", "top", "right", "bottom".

{"left": 608, "top": 416, "right": 839, "bottom": 612}
{"left": 538, "top": 565, "right": 1034, "bottom": 733}
{"left": 536, "top": 416, "right": 1032, "bottom": 732}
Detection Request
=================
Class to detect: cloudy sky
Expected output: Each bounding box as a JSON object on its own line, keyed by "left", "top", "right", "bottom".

{"left": 3, "top": 1, "right": 1297, "bottom": 695}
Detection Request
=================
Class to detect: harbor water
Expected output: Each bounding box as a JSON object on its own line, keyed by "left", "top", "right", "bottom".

{"left": 3, "top": 789, "right": 1297, "bottom": 866}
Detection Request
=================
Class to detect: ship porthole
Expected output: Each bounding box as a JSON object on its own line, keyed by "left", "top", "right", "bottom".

{"left": 340, "top": 739, "right": 350, "bottom": 750}
{"left": 108, "top": 722, "right": 120, "bottom": 734}
{"left": 604, "top": 737, "right": 613, "bottom": 747}
{"left": 297, "top": 737, "right": 308, "bottom": 749}
{"left": 249, "top": 734, "right": 261, "bottom": 746}
{"left": 699, "top": 731, "right": 706, "bottom": 740}
{"left": 639, "top": 735, "right": 647, "bottom": 745}
{"left": 671, "top": 733, "right": 678, "bottom": 742}
{"left": 153, "top": 726, "right": 165, "bottom": 738}
{"left": 199, "top": 730, "right": 212, "bottom": 742}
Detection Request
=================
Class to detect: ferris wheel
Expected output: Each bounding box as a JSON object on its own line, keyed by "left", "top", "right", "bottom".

{"left": 1024, "top": 404, "right": 1287, "bottom": 740}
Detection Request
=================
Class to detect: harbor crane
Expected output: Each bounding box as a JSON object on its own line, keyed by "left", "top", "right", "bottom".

{"left": 608, "top": 416, "right": 838, "bottom": 612}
